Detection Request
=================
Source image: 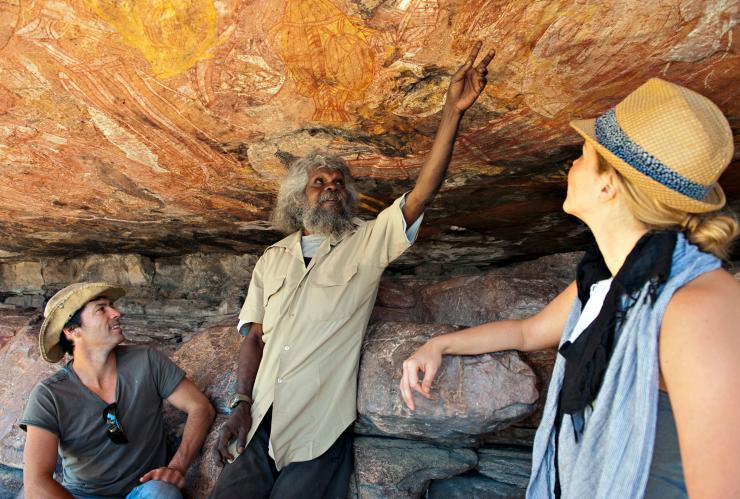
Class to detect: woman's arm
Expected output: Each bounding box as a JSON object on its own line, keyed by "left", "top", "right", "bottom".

{"left": 400, "top": 281, "right": 576, "bottom": 410}
{"left": 660, "top": 268, "right": 740, "bottom": 498}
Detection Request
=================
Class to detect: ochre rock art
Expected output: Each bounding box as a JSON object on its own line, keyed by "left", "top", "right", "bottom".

{"left": 0, "top": 0, "right": 737, "bottom": 261}
{"left": 83, "top": 0, "right": 219, "bottom": 79}
{"left": 373, "top": 0, "right": 439, "bottom": 67}
{"left": 272, "top": 0, "right": 376, "bottom": 122}
{"left": 0, "top": 0, "right": 20, "bottom": 51}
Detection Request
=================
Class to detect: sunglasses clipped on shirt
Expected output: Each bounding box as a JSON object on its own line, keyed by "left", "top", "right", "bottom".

{"left": 103, "top": 402, "right": 128, "bottom": 444}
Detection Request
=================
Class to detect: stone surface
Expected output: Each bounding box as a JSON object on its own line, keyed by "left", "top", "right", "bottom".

{"left": 2, "top": 250, "right": 733, "bottom": 496}
{"left": 170, "top": 325, "right": 241, "bottom": 414}
{"left": 419, "top": 274, "right": 560, "bottom": 325}
{"left": 0, "top": 253, "right": 257, "bottom": 346}
{"left": 375, "top": 279, "right": 417, "bottom": 309}
{"left": 183, "top": 415, "right": 228, "bottom": 499}
{"left": 0, "top": 1, "right": 738, "bottom": 266}
{"left": 357, "top": 322, "right": 538, "bottom": 445}
{"left": 476, "top": 446, "right": 532, "bottom": 489}
{"left": 427, "top": 473, "right": 524, "bottom": 499}
{"left": 0, "top": 311, "right": 60, "bottom": 469}
{"left": 353, "top": 436, "right": 477, "bottom": 498}
{"left": 163, "top": 408, "right": 226, "bottom": 499}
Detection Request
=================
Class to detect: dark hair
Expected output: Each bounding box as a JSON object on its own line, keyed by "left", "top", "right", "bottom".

{"left": 59, "top": 307, "right": 84, "bottom": 356}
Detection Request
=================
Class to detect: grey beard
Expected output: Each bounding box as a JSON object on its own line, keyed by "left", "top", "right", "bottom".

{"left": 302, "top": 199, "right": 355, "bottom": 238}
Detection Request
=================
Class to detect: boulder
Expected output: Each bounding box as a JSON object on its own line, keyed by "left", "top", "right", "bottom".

{"left": 427, "top": 474, "right": 525, "bottom": 499}
{"left": 375, "top": 279, "right": 417, "bottom": 309}
{"left": 163, "top": 410, "right": 227, "bottom": 499}
{"left": 183, "top": 415, "right": 228, "bottom": 499}
{"left": 152, "top": 253, "right": 257, "bottom": 303}
{"left": 476, "top": 446, "right": 532, "bottom": 489}
{"left": 419, "top": 274, "right": 562, "bottom": 326}
{"left": 0, "top": 312, "right": 60, "bottom": 469}
{"left": 357, "top": 322, "right": 538, "bottom": 445}
{"left": 0, "top": 262, "right": 44, "bottom": 294}
{"left": 170, "top": 325, "right": 241, "bottom": 414}
{"left": 353, "top": 436, "right": 477, "bottom": 499}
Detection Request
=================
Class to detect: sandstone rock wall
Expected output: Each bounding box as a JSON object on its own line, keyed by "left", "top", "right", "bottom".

{"left": 0, "top": 0, "right": 737, "bottom": 265}
{"left": 0, "top": 253, "right": 258, "bottom": 346}
{"left": 0, "top": 251, "right": 580, "bottom": 497}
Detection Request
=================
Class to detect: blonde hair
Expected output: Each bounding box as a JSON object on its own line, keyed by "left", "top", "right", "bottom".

{"left": 598, "top": 155, "right": 739, "bottom": 260}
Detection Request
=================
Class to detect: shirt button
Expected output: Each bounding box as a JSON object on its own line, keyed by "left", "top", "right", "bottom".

{"left": 277, "top": 377, "right": 284, "bottom": 384}
{"left": 283, "top": 345, "right": 290, "bottom": 351}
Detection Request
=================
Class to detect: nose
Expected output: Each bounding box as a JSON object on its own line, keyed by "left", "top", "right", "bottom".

{"left": 324, "top": 182, "right": 337, "bottom": 192}
{"left": 109, "top": 306, "right": 122, "bottom": 319}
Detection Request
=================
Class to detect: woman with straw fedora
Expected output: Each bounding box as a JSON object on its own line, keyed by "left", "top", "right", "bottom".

{"left": 399, "top": 78, "right": 740, "bottom": 498}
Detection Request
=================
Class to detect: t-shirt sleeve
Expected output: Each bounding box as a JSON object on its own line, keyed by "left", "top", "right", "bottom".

{"left": 363, "top": 194, "right": 420, "bottom": 267}
{"left": 18, "top": 384, "right": 60, "bottom": 435}
{"left": 237, "top": 254, "right": 266, "bottom": 332}
{"left": 147, "top": 347, "right": 186, "bottom": 399}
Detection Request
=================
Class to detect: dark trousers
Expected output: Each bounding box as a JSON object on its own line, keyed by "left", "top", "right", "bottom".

{"left": 209, "top": 407, "right": 353, "bottom": 499}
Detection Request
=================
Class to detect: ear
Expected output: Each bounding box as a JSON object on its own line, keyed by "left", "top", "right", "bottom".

{"left": 598, "top": 172, "right": 618, "bottom": 202}
{"left": 62, "top": 326, "right": 79, "bottom": 339}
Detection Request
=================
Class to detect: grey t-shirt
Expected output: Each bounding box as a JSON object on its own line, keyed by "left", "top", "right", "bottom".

{"left": 19, "top": 345, "right": 185, "bottom": 497}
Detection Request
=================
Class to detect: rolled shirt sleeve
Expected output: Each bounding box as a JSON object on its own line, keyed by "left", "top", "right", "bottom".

{"left": 235, "top": 193, "right": 423, "bottom": 334}
{"left": 399, "top": 192, "right": 423, "bottom": 242}
{"left": 362, "top": 194, "right": 421, "bottom": 267}
{"left": 237, "top": 255, "right": 266, "bottom": 335}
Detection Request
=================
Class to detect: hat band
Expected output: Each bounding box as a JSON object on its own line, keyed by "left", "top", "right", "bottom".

{"left": 595, "top": 108, "right": 711, "bottom": 201}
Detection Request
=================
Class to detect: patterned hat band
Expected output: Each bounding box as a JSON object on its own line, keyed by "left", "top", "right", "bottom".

{"left": 594, "top": 108, "right": 711, "bottom": 201}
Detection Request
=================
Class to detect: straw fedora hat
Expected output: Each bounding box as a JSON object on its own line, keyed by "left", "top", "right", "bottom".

{"left": 39, "top": 282, "right": 126, "bottom": 363}
{"left": 570, "top": 78, "right": 733, "bottom": 213}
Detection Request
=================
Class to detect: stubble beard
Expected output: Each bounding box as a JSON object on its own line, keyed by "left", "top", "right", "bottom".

{"left": 302, "top": 192, "right": 355, "bottom": 238}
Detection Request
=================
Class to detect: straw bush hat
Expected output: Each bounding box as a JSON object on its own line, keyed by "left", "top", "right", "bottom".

{"left": 570, "top": 78, "right": 733, "bottom": 213}
{"left": 39, "top": 282, "right": 126, "bottom": 363}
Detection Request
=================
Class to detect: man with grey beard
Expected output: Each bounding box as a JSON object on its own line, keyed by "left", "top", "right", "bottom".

{"left": 210, "top": 42, "right": 496, "bottom": 499}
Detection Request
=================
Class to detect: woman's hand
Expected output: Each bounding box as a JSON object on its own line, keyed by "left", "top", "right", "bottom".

{"left": 399, "top": 339, "right": 444, "bottom": 411}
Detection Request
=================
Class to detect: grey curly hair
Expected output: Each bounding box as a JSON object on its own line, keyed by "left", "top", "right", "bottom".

{"left": 271, "top": 151, "right": 359, "bottom": 235}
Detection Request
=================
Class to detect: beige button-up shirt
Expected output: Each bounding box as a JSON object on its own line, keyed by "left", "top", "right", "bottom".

{"left": 238, "top": 196, "right": 416, "bottom": 469}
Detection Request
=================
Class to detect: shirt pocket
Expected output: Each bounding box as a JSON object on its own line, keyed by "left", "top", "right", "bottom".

{"left": 305, "top": 263, "right": 359, "bottom": 321}
{"left": 262, "top": 275, "right": 286, "bottom": 333}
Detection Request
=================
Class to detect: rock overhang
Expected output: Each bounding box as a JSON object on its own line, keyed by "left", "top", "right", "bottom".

{"left": 0, "top": 0, "right": 738, "bottom": 266}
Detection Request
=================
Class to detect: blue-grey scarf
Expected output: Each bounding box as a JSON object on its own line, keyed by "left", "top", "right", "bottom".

{"left": 527, "top": 232, "right": 720, "bottom": 498}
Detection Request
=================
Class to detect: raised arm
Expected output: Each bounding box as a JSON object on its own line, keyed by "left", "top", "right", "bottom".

{"left": 402, "top": 42, "right": 496, "bottom": 225}
{"left": 400, "top": 281, "right": 576, "bottom": 410}
{"left": 659, "top": 269, "right": 740, "bottom": 498}
{"left": 23, "top": 426, "right": 73, "bottom": 498}
{"left": 216, "top": 322, "right": 264, "bottom": 463}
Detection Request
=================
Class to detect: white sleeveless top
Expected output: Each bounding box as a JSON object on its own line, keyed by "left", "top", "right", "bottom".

{"left": 568, "top": 278, "right": 613, "bottom": 343}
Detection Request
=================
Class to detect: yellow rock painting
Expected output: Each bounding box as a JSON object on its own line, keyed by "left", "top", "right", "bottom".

{"left": 84, "top": 0, "right": 219, "bottom": 79}
{"left": 273, "top": 0, "right": 375, "bottom": 123}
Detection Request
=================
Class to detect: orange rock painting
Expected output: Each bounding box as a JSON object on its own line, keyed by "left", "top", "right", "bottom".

{"left": 0, "top": 0, "right": 737, "bottom": 260}
{"left": 83, "top": 0, "right": 219, "bottom": 79}
{"left": 272, "top": 0, "right": 375, "bottom": 123}
{"left": 0, "top": 0, "right": 20, "bottom": 51}
{"left": 375, "top": 0, "right": 439, "bottom": 66}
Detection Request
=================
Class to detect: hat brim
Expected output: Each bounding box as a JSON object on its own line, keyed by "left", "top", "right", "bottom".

{"left": 570, "top": 118, "right": 725, "bottom": 213}
{"left": 39, "top": 283, "right": 127, "bottom": 363}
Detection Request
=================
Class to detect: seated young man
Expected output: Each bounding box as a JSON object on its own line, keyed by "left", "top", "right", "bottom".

{"left": 20, "top": 282, "right": 215, "bottom": 498}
